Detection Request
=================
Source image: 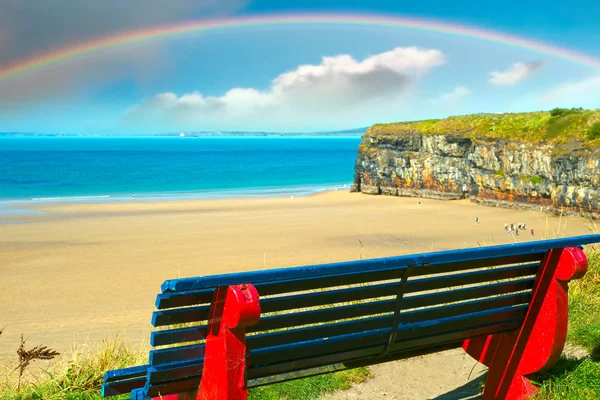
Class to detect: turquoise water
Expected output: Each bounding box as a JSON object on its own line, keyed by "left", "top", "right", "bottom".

{"left": 0, "top": 136, "right": 360, "bottom": 203}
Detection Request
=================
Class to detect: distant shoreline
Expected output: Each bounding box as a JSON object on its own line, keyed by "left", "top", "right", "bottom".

{"left": 0, "top": 182, "right": 352, "bottom": 216}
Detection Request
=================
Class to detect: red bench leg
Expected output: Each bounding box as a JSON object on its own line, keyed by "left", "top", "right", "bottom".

{"left": 463, "top": 246, "right": 588, "bottom": 399}
{"left": 152, "top": 284, "right": 260, "bottom": 400}
{"left": 196, "top": 284, "right": 261, "bottom": 400}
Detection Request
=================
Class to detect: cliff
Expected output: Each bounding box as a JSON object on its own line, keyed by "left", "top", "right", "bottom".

{"left": 352, "top": 110, "right": 600, "bottom": 218}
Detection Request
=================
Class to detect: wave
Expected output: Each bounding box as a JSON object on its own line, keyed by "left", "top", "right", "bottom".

{"left": 30, "top": 195, "right": 111, "bottom": 201}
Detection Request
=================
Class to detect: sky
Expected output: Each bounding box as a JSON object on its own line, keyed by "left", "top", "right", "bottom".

{"left": 0, "top": 0, "right": 599, "bottom": 134}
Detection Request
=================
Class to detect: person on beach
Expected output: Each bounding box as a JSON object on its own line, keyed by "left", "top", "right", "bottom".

{"left": 475, "top": 216, "right": 479, "bottom": 223}
{"left": 505, "top": 223, "right": 508, "bottom": 231}
{"left": 531, "top": 229, "right": 535, "bottom": 236}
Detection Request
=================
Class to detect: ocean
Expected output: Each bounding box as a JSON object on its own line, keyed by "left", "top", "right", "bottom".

{"left": 0, "top": 136, "right": 361, "bottom": 205}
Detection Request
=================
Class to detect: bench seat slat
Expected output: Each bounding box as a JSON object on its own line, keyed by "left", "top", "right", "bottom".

{"left": 152, "top": 305, "right": 210, "bottom": 327}
{"left": 140, "top": 377, "right": 201, "bottom": 399}
{"left": 248, "top": 319, "right": 523, "bottom": 380}
{"left": 149, "top": 359, "right": 204, "bottom": 385}
{"left": 155, "top": 288, "right": 214, "bottom": 309}
{"left": 247, "top": 265, "right": 535, "bottom": 333}
{"left": 246, "top": 253, "right": 542, "bottom": 298}
{"left": 150, "top": 342, "right": 206, "bottom": 366}
{"left": 153, "top": 263, "right": 537, "bottom": 330}
{"left": 249, "top": 304, "right": 528, "bottom": 366}
{"left": 406, "top": 263, "right": 537, "bottom": 294}
{"left": 150, "top": 278, "right": 533, "bottom": 348}
{"left": 101, "top": 376, "right": 147, "bottom": 397}
{"left": 156, "top": 253, "right": 542, "bottom": 311}
{"left": 148, "top": 296, "right": 528, "bottom": 371}
{"left": 103, "top": 364, "right": 150, "bottom": 383}
{"left": 247, "top": 291, "right": 531, "bottom": 349}
{"left": 259, "top": 272, "right": 534, "bottom": 314}
{"left": 140, "top": 316, "right": 523, "bottom": 397}
{"left": 151, "top": 325, "right": 208, "bottom": 347}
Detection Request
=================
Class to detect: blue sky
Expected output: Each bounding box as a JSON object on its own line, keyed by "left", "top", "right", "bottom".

{"left": 0, "top": 0, "right": 599, "bottom": 134}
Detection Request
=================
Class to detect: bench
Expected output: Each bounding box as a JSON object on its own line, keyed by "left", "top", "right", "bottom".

{"left": 102, "top": 234, "right": 600, "bottom": 400}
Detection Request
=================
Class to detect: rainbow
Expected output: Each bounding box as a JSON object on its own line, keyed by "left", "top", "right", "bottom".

{"left": 2, "top": 13, "right": 599, "bottom": 81}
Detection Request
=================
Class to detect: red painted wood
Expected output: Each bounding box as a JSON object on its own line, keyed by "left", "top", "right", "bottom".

{"left": 462, "top": 246, "right": 588, "bottom": 400}
{"left": 197, "top": 284, "right": 261, "bottom": 400}
{"left": 151, "top": 284, "right": 260, "bottom": 400}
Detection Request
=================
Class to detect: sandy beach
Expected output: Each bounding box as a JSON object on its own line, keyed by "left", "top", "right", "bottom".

{"left": 0, "top": 191, "right": 592, "bottom": 358}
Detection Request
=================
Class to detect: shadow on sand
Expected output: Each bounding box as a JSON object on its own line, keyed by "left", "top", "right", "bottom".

{"left": 433, "top": 374, "right": 484, "bottom": 400}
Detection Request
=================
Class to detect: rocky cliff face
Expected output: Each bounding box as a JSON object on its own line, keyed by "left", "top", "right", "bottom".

{"left": 352, "top": 131, "right": 600, "bottom": 218}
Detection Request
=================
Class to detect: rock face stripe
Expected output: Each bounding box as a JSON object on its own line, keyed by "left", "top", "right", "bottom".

{"left": 352, "top": 132, "right": 600, "bottom": 217}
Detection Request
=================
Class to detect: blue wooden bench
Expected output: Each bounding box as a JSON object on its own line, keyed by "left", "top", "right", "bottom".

{"left": 102, "top": 235, "right": 600, "bottom": 400}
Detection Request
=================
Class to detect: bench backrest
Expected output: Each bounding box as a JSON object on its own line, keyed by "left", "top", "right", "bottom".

{"left": 103, "top": 235, "right": 600, "bottom": 399}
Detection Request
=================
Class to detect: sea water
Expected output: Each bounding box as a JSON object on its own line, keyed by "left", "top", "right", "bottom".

{"left": 0, "top": 136, "right": 361, "bottom": 205}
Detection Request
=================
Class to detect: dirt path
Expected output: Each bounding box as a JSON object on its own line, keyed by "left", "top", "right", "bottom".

{"left": 321, "top": 349, "right": 485, "bottom": 400}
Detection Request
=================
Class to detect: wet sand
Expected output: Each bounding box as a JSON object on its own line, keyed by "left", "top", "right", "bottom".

{"left": 0, "top": 191, "right": 591, "bottom": 358}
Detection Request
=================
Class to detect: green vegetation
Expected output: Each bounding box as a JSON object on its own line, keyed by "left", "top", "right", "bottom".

{"left": 521, "top": 175, "right": 545, "bottom": 185}
{"left": 369, "top": 109, "right": 600, "bottom": 147}
{"left": 550, "top": 107, "right": 584, "bottom": 117}
{"left": 494, "top": 169, "right": 506, "bottom": 178}
{"left": 0, "top": 332, "right": 370, "bottom": 400}
{"left": 533, "top": 248, "right": 600, "bottom": 399}
{"left": 586, "top": 122, "right": 600, "bottom": 140}
{"left": 534, "top": 357, "right": 600, "bottom": 399}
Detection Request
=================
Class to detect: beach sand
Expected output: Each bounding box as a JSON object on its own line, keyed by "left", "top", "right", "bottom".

{"left": 0, "top": 192, "right": 591, "bottom": 379}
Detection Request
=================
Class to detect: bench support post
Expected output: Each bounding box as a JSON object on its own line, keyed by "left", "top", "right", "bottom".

{"left": 462, "top": 246, "right": 588, "bottom": 400}
{"left": 152, "top": 284, "right": 260, "bottom": 400}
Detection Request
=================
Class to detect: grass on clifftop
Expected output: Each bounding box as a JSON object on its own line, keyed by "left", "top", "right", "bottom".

{"left": 368, "top": 108, "right": 600, "bottom": 147}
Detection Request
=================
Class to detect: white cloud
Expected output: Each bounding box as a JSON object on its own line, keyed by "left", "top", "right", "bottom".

{"left": 123, "top": 46, "right": 446, "bottom": 131}
{"left": 541, "top": 75, "right": 600, "bottom": 108}
{"left": 489, "top": 61, "right": 542, "bottom": 87}
{"left": 430, "top": 86, "right": 472, "bottom": 104}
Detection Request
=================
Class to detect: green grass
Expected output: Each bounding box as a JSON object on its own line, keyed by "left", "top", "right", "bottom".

{"left": 532, "top": 249, "right": 600, "bottom": 399}
{"left": 367, "top": 109, "right": 600, "bottom": 148}
{"left": 533, "top": 356, "right": 600, "bottom": 399}
{"left": 0, "top": 333, "right": 370, "bottom": 400}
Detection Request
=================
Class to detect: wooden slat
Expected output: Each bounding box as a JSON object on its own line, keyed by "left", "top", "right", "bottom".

{"left": 139, "top": 315, "right": 524, "bottom": 397}
{"left": 148, "top": 360, "right": 204, "bottom": 384}
{"left": 103, "top": 364, "right": 149, "bottom": 383}
{"left": 150, "top": 342, "right": 205, "bottom": 366}
{"left": 247, "top": 291, "right": 531, "bottom": 349}
{"left": 142, "top": 376, "right": 201, "bottom": 399}
{"left": 151, "top": 325, "right": 208, "bottom": 347}
{"left": 249, "top": 305, "right": 528, "bottom": 366}
{"left": 152, "top": 305, "right": 210, "bottom": 327}
{"left": 152, "top": 264, "right": 536, "bottom": 330}
{"left": 155, "top": 288, "right": 213, "bottom": 309}
{"left": 101, "top": 376, "right": 147, "bottom": 397}
{"left": 151, "top": 278, "right": 533, "bottom": 349}
{"left": 247, "top": 320, "right": 522, "bottom": 379}
{"left": 405, "top": 263, "right": 538, "bottom": 294}
{"left": 247, "top": 266, "right": 535, "bottom": 333}
{"left": 260, "top": 270, "right": 534, "bottom": 316}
